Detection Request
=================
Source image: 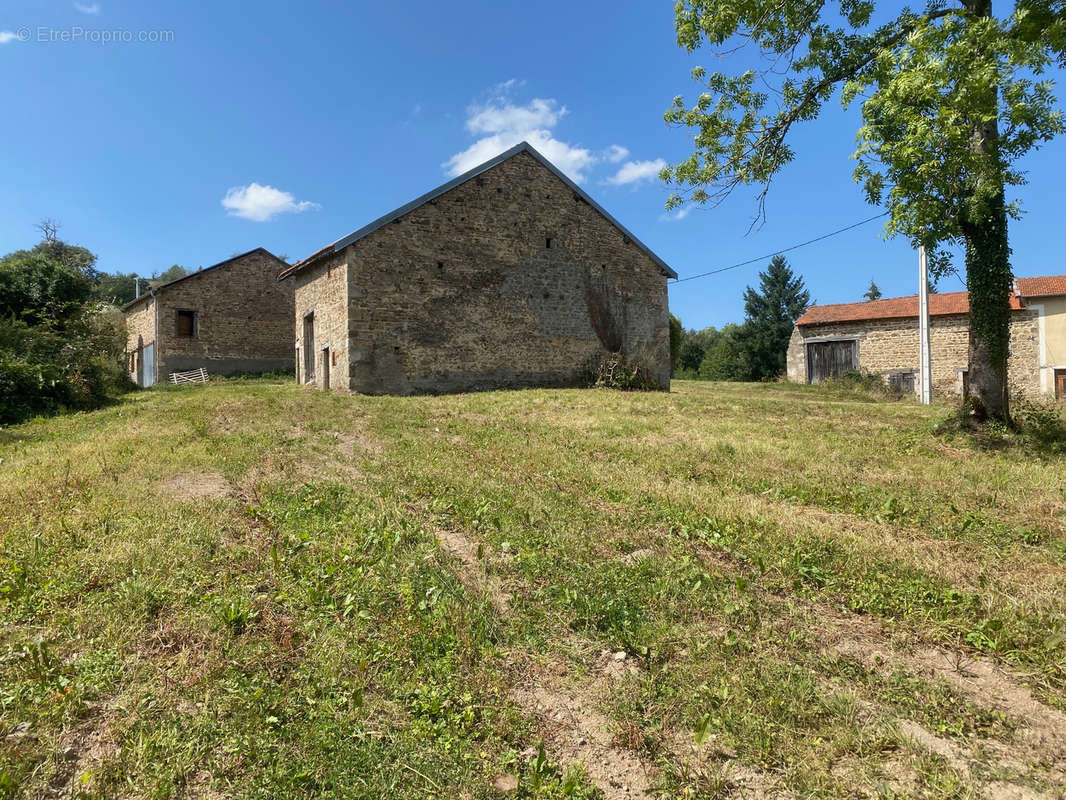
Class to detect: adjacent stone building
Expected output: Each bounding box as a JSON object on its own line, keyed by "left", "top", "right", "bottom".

{"left": 279, "top": 142, "right": 676, "bottom": 394}
{"left": 124, "top": 248, "right": 293, "bottom": 386}
{"left": 785, "top": 276, "right": 1066, "bottom": 399}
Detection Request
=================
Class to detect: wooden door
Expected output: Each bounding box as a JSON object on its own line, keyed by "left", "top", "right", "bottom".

{"left": 302, "top": 314, "right": 315, "bottom": 383}
{"left": 806, "top": 340, "right": 858, "bottom": 383}
{"left": 1055, "top": 369, "right": 1066, "bottom": 400}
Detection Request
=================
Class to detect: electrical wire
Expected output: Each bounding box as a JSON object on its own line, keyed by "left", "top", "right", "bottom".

{"left": 672, "top": 211, "right": 890, "bottom": 284}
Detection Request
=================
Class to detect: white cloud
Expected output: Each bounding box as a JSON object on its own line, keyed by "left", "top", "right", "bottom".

{"left": 221, "top": 183, "right": 320, "bottom": 222}
{"left": 659, "top": 206, "right": 693, "bottom": 222}
{"left": 465, "top": 97, "right": 566, "bottom": 137}
{"left": 0, "top": 31, "right": 18, "bottom": 44}
{"left": 606, "top": 158, "right": 667, "bottom": 186}
{"left": 74, "top": 2, "right": 101, "bottom": 14}
{"left": 443, "top": 85, "right": 596, "bottom": 182}
{"left": 604, "top": 145, "right": 629, "bottom": 163}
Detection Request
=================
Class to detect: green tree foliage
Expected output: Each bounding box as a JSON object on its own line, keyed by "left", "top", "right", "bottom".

{"left": 669, "top": 313, "right": 684, "bottom": 371}
{"left": 662, "top": 0, "right": 1066, "bottom": 421}
{"left": 0, "top": 251, "right": 94, "bottom": 325}
{"left": 698, "top": 323, "right": 751, "bottom": 380}
{"left": 737, "top": 256, "right": 810, "bottom": 380}
{"left": 150, "top": 264, "right": 187, "bottom": 288}
{"left": 864, "top": 280, "right": 883, "bottom": 301}
{"left": 0, "top": 230, "right": 131, "bottom": 423}
{"left": 674, "top": 325, "right": 720, "bottom": 376}
{"left": 93, "top": 272, "right": 140, "bottom": 306}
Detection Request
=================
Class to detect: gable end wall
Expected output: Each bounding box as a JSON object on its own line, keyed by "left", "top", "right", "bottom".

{"left": 144, "top": 250, "right": 295, "bottom": 378}
{"left": 307, "top": 150, "right": 670, "bottom": 394}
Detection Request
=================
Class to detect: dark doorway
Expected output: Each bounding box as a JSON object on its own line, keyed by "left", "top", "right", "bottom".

{"left": 303, "top": 313, "right": 315, "bottom": 383}
{"left": 806, "top": 339, "right": 859, "bottom": 383}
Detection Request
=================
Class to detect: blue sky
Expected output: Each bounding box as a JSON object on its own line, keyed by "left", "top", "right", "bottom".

{"left": 2, "top": 0, "right": 1064, "bottom": 330}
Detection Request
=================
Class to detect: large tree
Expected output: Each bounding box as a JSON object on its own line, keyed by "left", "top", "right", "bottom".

{"left": 738, "top": 256, "right": 811, "bottom": 380}
{"left": 662, "top": 0, "right": 1066, "bottom": 421}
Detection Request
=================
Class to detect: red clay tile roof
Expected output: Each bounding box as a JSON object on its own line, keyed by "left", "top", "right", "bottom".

{"left": 795, "top": 290, "right": 1024, "bottom": 326}
{"left": 1016, "top": 275, "right": 1066, "bottom": 298}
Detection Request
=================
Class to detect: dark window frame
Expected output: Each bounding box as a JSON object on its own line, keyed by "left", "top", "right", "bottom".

{"left": 175, "top": 308, "right": 198, "bottom": 339}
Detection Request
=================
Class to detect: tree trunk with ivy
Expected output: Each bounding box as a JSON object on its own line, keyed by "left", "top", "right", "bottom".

{"left": 961, "top": 0, "right": 1013, "bottom": 423}
{"left": 962, "top": 187, "right": 1012, "bottom": 421}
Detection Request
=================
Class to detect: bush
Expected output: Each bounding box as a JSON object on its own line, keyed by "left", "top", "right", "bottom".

{"left": 585, "top": 351, "right": 660, "bottom": 391}
{"left": 0, "top": 312, "right": 132, "bottom": 425}
{"left": 822, "top": 369, "right": 898, "bottom": 400}
{"left": 1014, "top": 398, "right": 1066, "bottom": 452}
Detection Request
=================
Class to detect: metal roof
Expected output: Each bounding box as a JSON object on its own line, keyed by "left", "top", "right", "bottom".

{"left": 278, "top": 141, "right": 677, "bottom": 280}
{"left": 122, "top": 248, "right": 287, "bottom": 311}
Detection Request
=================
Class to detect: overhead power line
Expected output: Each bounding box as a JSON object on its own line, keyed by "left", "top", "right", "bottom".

{"left": 672, "top": 211, "right": 890, "bottom": 284}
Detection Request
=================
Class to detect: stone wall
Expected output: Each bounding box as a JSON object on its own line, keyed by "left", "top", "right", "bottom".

{"left": 124, "top": 297, "right": 155, "bottom": 384}
{"left": 293, "top": 260, "right": 349, "bottom": 390}
{"left": 303, "top": 150, "right": 670, "bottom": 395}
{"left": 1008, "top": 308, "right": 1040, "bottom": 397}
{"left": 787, "top": 309, "right": 1045, "bottom": 398}
{"left": 137, "top": 249, "right": 294, "bottom": 378}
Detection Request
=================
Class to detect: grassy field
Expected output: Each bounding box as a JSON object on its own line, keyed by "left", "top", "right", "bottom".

{"left": 1, "top": 378, "right": 1065, "bottom": 799}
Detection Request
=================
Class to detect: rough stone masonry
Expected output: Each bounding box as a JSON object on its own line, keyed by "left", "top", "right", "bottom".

{"left": 124, "top": 248, "right": 294, "bottom": 385}
{"left": 282, "top": 143, "right": 675, "bottom": 394}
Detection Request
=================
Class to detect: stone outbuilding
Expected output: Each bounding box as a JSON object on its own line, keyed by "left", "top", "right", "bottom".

{"left": 124, "top": 248, "right": 294, "bottom": 386}
{"left": 279, "top": 142, "right": 676, "bottom": 394}
{"left": 785, "top": 275, "right": 1066, "bottom": 398}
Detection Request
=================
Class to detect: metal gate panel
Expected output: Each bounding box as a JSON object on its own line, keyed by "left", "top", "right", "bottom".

{"left": 142, "top": 343, "right": 156, "bottom": 387}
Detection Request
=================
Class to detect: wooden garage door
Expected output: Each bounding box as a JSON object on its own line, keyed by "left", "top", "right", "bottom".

{"left": 806, "top": 340, "right": 858, "bottom": 383}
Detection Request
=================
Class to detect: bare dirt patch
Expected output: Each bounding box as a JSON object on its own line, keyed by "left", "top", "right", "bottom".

{"left": 511, "top": 664, "right": 652, "bottom": 800}
{"left": 427, "top": 517, "right": 511, "bottom": 616}
{"left": 157, "top": 470, "right": 231, "bottom": 501}
{"left": 817, "top": 605, "right": 1066, "bottom": 794}
{"left": 44, "top": 699, "right": 120, "bottom": 799}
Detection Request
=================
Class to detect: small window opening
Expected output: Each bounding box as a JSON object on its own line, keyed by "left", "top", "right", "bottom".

{"left": 437, "top": 261, "right": 444, "bottom": 270}
{"left": 175, "top": 309, "right": 197, "bottom": 338}
{"left": 545, "top": 237, "right": 552, "bottom": 249}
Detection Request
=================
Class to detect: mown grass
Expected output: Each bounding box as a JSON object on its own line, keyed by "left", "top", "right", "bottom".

{"left": 1, "top": 379, "right": 1064, "bottom": 798}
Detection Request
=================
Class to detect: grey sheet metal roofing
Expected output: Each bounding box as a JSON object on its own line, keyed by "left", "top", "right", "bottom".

{"left": 122, "top": 247, "right": 286, "bottom": 311}
{"left": 278, "top": 141, "right": 678, "bottom": 280}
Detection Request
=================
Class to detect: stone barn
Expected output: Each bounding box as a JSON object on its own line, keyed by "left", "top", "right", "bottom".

{"left": 279, "top": 141, "right": 676, "bottom": 394}
{"left": 124, "top": 248, "right": 294, "bottom": 386}
{"left": 783, "top": 278, "right": 1066, "bottom": 398}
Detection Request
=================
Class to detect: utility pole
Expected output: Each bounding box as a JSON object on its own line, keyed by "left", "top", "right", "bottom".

{"left": 918, "top": 246, "right": 932, "bottom": 404}
{"left": 134, "top": 276, "right": 141, "bottom": 299}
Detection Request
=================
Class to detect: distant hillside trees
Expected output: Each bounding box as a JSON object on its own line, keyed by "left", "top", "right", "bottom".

{"left": 673, "top": 256, "right": 809, "bottom": 382}
{"left": 150, "top": 264, "right": 187, "bottom": 288}
{"left": 0, "top": 226, "right": 132, "bottom": 424}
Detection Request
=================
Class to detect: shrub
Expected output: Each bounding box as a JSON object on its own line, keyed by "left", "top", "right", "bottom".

{"left": 585, "top": 351, "right": 659, "bottom": 391}
{"left": 818, "top": 370, "right": 899, "bottom": 401}
{"left": 1014, "top": 398, "right": 1066, "bottom": 452}
{"left": 0, "top": 311, "right": 132, "bottom": 425}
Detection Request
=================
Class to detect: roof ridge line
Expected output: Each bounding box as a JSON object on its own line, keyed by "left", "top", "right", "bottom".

{"left": 278, "top": 141, "right": 676, "bottom": 280}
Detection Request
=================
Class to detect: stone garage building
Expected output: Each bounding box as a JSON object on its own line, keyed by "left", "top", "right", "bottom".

{"left": 783, "top": 279, "right": 1066, "bottom": 398}
{"left": 124, "top": 248, "right": 294, "bottom": 386}
{"left": 279, "top": 141, "right": 676, "bottom": 394}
